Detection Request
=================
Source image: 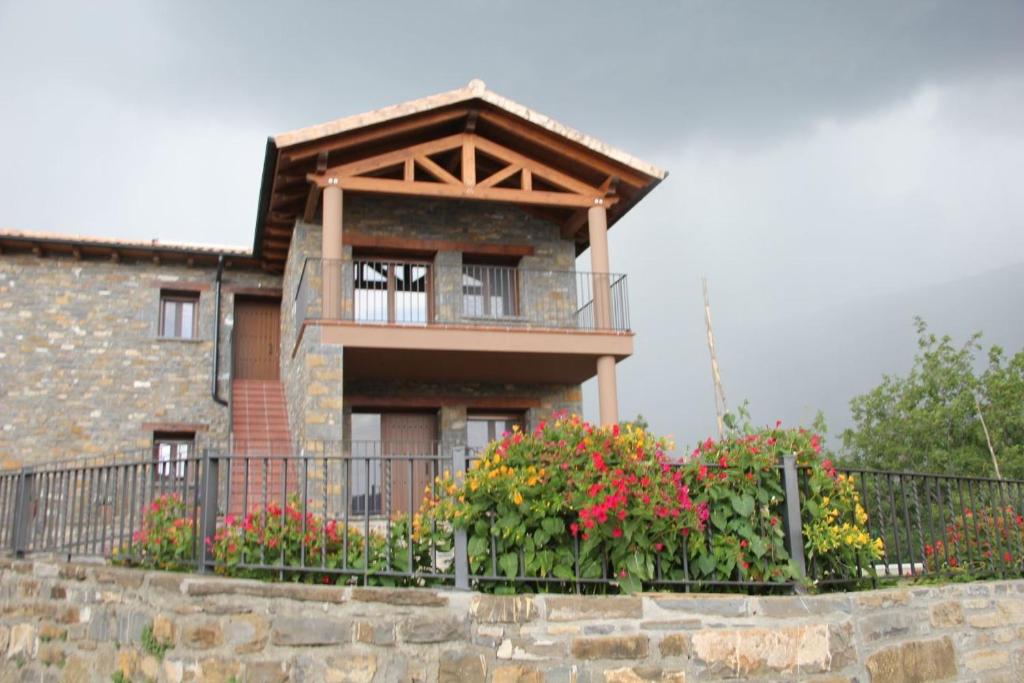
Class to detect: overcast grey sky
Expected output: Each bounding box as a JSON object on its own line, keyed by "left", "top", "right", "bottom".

{"left": 1, "top": 1, "right": 1022, "bottom": 447}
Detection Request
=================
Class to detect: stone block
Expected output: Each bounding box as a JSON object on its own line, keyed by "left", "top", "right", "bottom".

{"left": 224, "top": 614, "right": 269, "bottom": 654}
{"left": 37, "top": 642, "right": 65, "bottom": 667}
{"left": 690, "top": 623, "right": 853, "bottom": 677}
{"left": 401, "top": 615, "right": 463, "bottom": 643}
{"left": 471, "top": 595, "right": 537, "bottom": 623}
{"left": 152, "top": 614, "right": 176, "bottom": 645}
{"left": 929, "top": 601, "right": 963, "bottom": 628}
{"left": 272, "top": 617, "right": 349, "bottom": 646}
{"left": 325, "top": 654, "right": 378, "bottom": 683}
{"left": 198, "top": 657, "right": 243, "bottom": 683}
{"left": 181, "top": 621, "right": 224, "bottom": 650}
{"left": 438, "top": 652, "right": 487, "bottom": 683}
{"left": 546, "top": 596, "right": 642, "bottom": 621}
{"left": 855, "top": 590, "right": 911, "bottom": 610}
{"left": 650, "top": 594, "right": 747, "bottom": 617}
{"left": 492, "top": 665, "right": 544, "bottom": 683}
{"left": 571, "top": 634, "right": 649, "bottom": 660}
{"left": 604, "top": 668, "right": 686, "bottom": 683}
{"left": 865, "top": 636, "right": 957, "bottom": 683}
{"left": 496, "top": 637, "right": 568, "bottom": 661}
{"left": 246, "top": 660, "right": 291, "bottom": 683}
{"left": 859, "top": 611, "right": 919, "bottom": 642}
{"left": 354, "top": 620, "right": 396, "bottom": 646}
{"left": 753, "top": 594, "right": 852, "bottom": 618}
{"left": 352, "top": 586, "right": 448, "bottom": 606}
{"left": 7, "top": 623, "right": 35, "bottom": 658}
{"left": 659, "top": 634, "right": 691, "bottom": 658}
{"left": 963, "top": 648, "right": 1010, "bottom": 672}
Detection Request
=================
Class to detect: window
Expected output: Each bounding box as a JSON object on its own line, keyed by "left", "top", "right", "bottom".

{"left": 159, "top": 291, "right": 199, "bottom": 339}
{"left": 462, "top": 263, "right": 519, "bottom": 319}
{"left": 153, "top": 432, "right": 194, "bottom": 479}
{"left": 353, "top": 259, "right": 430, "bottom": 324}
{"left": 468, "top": 413, "right": 525, "bottom": 452}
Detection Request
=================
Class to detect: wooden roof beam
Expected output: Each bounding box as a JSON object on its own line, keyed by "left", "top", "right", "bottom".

{"left": 476, "top": 110, "right": 649, "bottom": 188}
{"left": 281, "top": 108, "right": 468, "bottom": 163}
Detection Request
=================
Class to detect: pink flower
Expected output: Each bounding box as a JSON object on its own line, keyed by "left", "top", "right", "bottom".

{"left": 611, "top": 528, "right": 623, "bottom": 538}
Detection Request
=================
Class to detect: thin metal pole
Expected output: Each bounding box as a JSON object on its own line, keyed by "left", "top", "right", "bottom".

{"left": 452, "top": 446, "right": 469, "bottom": 590}
{"left": 779, "top": 455, "right": 806, "bottom": 589}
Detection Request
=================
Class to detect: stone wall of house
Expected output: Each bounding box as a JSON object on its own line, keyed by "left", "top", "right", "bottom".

{"left": 2, "top": 559, "right": 1024, "bottom": 682}
{"left": 0, "top": 254, "right": 280, "bottom": 468}
{"left": 280, "top": 194, "right": 587, "bottom": 448}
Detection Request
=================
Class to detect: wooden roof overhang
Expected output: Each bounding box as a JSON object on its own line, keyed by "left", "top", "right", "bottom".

{"left": 0, "top": 229, "right": 262, "bottom": 270}
{"left": 254, "top": 81, "right": 667, "bottom": 270}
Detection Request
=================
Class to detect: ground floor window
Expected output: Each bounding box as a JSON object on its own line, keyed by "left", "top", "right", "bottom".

{"left": 468, "top": 413, "right": 526, "bottom": 452}
{"left": 152, "top": 432, "right": 194, "bottom": 479}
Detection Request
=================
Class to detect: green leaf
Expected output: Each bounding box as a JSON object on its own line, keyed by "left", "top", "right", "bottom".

{"left": 695, "top": 553, "right": 716, "bottom": 576}
{"left": 553, "top": 564, "right": 575, "bottom": 580}
{"left": 730, "top": 494, "right": 755, "bottom": 517}
{"left": 498, "top": 552, "right": 519, "bottom": 579}
{"left": 468, "top": 536, "right": 487, "bottom": 558}
{"left": 541, "top": 518, "right": 565, "bottom": 536}
{"left": 710, "top": 508, "right": 728, "bottom": 531}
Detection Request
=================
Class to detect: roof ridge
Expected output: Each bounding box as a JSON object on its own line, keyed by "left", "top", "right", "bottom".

{"left": 272, "top": 79, "right": 667, "bottom": 181}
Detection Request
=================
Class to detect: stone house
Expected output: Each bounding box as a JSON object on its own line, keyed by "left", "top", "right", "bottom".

{"left": 0, "top": 80, "right": 665, "bottom": 509}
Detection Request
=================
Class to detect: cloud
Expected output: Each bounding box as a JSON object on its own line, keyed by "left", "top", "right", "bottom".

{"left": 587, "top": 75, "right": 1024, "bottom": 443}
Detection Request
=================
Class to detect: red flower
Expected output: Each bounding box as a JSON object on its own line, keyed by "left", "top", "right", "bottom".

{"left": 611, "top": 528, "right": 623, "bottom": 538}
{"left": 570, "top": 523, "right": 579, "bottom": 536}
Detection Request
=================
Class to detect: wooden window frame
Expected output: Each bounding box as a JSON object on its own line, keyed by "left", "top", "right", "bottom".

{"left": 152, "top": 432, "right": 195, "bottom": 479}
{"left": 461, "top": 262, "right": 520, "bottom": 319}
{"left": 159, "top": 290, "right": 200, "bottom": 339}
{"left": 467, "top": 412, "right": 527, "bottom": 451}
{"left": 352, "top": 256, "right": 434, "bottom": 325}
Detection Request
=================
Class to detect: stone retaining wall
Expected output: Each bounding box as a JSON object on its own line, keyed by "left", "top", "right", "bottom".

{"left": 2, "top": 559, "right": 1022, "bottom": 682}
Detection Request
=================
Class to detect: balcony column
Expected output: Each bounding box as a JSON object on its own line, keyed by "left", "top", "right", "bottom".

{"left": 322, "top": 182, "right": 343, "bottom": 319}
{"left": 588, "top": 202, "right": 619, "bottom": 426}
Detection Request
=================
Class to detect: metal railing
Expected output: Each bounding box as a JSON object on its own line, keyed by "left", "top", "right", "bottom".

{"left": 830, "top": 467, "right": 1024, "bottom": 584}
{"left": 7, "top": 447, "right": 1022, "bottom": 592}
{"left": 294, "top": 257, "right": 630, "bottom": 334}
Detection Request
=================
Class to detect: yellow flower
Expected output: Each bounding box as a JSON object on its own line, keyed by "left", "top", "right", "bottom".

{"left": 512, "top": 490, "right": 524, "bottom": 505}
{"left": 469, "top": 480, "right": 480, "bottom": 492}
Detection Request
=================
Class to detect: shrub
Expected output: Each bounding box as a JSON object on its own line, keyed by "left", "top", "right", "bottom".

{"left": 207, "top": 495, "right": 446, "bottom": 585}
{"left": 112, "top": 493, "right": 194, "bottom": 571}
{"left": 421, "top": 412, "right": 883, "bottom": 593}
{"left": 693, "top": 425, "right": 883, "bottom": 585}
{"left": 924, "top": 505, "right": 1024, "bottom": 575}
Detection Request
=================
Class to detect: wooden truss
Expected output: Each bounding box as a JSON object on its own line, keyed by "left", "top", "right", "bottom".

{"left": 306, "top": 133, "right": 617, "bottom": 211}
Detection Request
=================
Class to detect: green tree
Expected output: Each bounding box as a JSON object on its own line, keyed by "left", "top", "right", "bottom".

{"left": 841, "top": 318, "right": 1024, "bottom": 478}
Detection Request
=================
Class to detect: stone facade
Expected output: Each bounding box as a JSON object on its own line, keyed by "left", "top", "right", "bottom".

{"left": 2, "top": 194, "right": 591, "bottom": 468}
{"left": 279, "top": 195, "right": 585, "bottom": 451}
{"left": 3, "top": 559, "right": 1024, "bottom": 682}
{"left": 0, "top": 255, "right": 280, "bottom": 467}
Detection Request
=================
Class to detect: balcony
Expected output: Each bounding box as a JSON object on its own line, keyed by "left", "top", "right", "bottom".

{"left": 296, "top": 258, "right": 629, "bottom": 332}
{"left": 293, "top": 258, "right": 633, "bottom": 384}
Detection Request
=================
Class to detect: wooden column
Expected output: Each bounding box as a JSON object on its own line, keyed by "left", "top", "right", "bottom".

{"left": 588, "top": 202, "right": 618, "bottom": 426}
{"left": 322, "top": 184, "right": 343, "bottom": 319}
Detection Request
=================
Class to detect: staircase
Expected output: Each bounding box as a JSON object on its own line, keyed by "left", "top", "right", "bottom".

{"left": 229, "top": 379, "right": 294, "bottom": 513}
{"left": 231, "top": 379, "right": 292, "bottom": 455}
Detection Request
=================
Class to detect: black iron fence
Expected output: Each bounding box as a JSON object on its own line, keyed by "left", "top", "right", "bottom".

{"left": 4, "top": 447, "right": 1024, "bottom": 592}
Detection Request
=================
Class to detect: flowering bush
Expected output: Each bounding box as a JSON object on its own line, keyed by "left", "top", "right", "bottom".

{"left": 692, "top": 424, "right": 883, "bottom": 584}
{"left": 924, "top": 505, "right": 1024, "bottom": 575}
{"left": 208, "top": 496, "right": 444, "bottom": 585}
{"left": 113, "top": 494, "right": 195, "bottom": 571}
{"left": 422, "top": 413, "right": 884, "bottom": 593}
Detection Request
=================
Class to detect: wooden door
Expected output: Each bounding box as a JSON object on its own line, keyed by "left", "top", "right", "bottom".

{"left": 233, "top": 298, "right": 281, "bottom": 380}
{"left": 382, "top": 413, "right": 437, "bottom": 517}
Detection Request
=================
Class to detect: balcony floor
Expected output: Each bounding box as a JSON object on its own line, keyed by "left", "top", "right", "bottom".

{"left": 305, "top": 320, "right": 632, "bottom": 384}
